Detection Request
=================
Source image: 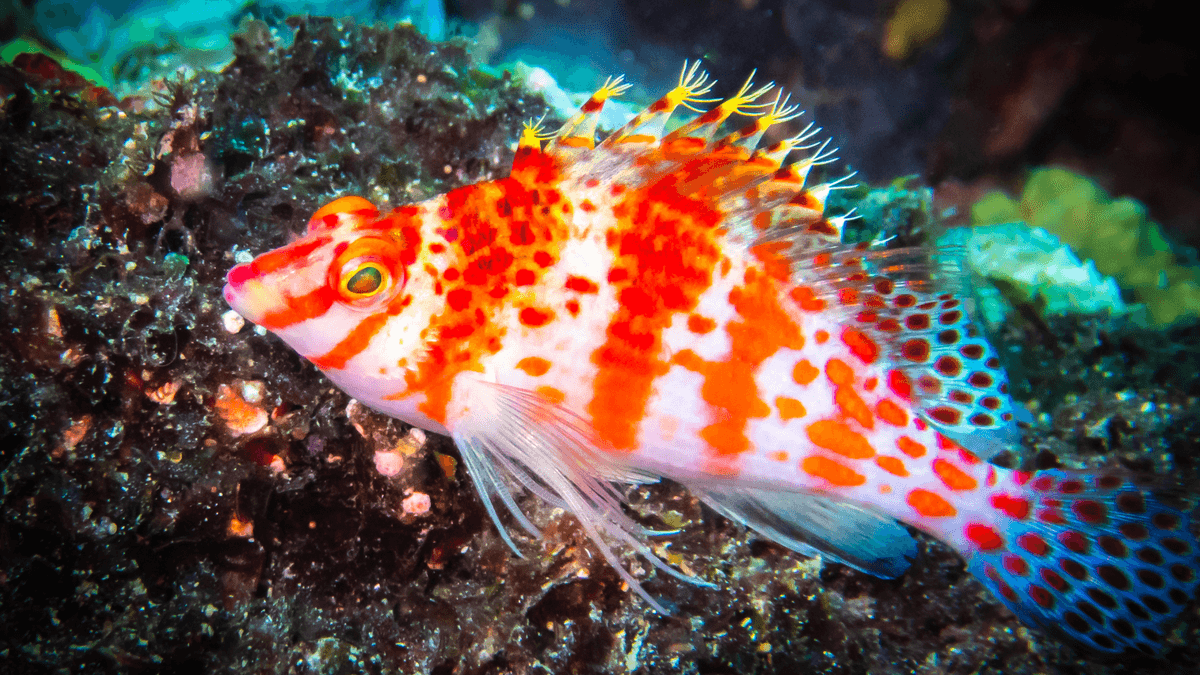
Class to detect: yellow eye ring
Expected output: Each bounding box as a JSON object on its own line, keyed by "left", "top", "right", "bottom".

{"left": 328, "top": 236, "right": 405, "bottom": 308}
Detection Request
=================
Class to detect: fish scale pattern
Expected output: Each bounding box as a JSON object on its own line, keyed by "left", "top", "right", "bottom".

{"left": 969, "top": 469, "right": 1199, "bottom": 654}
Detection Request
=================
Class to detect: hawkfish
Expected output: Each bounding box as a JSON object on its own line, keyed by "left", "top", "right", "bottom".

{"left": 223, "top": 63, "right": 1198, "bottom": 654}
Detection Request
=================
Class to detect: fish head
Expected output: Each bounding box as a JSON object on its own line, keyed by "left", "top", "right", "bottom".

{"left": 223, "top": 196, "right": 425, "bottom": 369}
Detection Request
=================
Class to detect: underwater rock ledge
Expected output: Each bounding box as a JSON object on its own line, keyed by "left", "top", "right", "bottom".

{"left": 1, "top": 16, "right": 1198, "bottom": 675}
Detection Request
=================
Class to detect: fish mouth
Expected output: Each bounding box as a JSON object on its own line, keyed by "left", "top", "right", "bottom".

{"left": 222, "top": 262, "right": 275, "bottom": 326}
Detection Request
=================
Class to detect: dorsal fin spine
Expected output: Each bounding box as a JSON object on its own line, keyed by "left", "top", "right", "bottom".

{"left": 602, "top": 61, "right": 718, "bottom": 147}
{"left": 660, "top": 71, "right": 776, "bottom": 146}
{"left": 552, "top": 75, "right": 631, "bottom": 151}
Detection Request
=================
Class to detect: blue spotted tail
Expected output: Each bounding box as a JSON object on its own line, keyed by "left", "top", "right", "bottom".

{"left": 969, "top": 469, "right": 1198, "bottom": 654}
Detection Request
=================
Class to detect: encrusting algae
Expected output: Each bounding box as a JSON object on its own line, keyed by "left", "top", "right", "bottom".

{"left": 227, "top": 63, "right": 1200, "bottom": 656}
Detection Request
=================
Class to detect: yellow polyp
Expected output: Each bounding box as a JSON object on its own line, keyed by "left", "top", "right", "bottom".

{"left": 716, "top": 72, "right": 778, "bottom": 118}
{"left": 602, "top": 61, "right": 719, "bottom": 146}
{"left": 554, "top": 75, "right": 630, "bottom": 146}
{"left": 672, "top": 60, "right": 719, "bottom": 112}
{"left": 662, "top": 71, "right": 771, "bottom": 143}
{"left": 518, "top": 117, "right": 553, "bottom": 152}
{"left": 594, "top": 74, "right": 632, "bottom": 102}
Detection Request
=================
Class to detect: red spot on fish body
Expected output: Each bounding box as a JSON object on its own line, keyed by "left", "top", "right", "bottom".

{"left": 520, "top": 307, "right": 554, "bottom": 327}
{"left": 966, "top": 524, "right": 1004, "bottom": 551}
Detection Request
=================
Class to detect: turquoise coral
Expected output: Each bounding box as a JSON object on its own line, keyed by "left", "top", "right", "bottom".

{"left": 971, "top": 167, "right": 1200, "bottom": 326}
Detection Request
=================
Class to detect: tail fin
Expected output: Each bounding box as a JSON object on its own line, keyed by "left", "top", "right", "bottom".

{"left": 971, "top": 469, "right": 1198, "bottom": 654}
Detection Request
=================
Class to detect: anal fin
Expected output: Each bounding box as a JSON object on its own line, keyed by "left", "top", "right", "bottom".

{"left": 692, "top": 483, "right": 917, "bottom": 578}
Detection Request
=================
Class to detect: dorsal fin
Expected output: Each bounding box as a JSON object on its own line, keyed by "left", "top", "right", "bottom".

{"left": 511, "top": 62, "right": 854, "bottom": 257}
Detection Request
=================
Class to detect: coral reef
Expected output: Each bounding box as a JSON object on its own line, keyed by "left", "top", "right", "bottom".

{"left": 972, "top": 168, "right": 1200, "bottom": 327}
{"left": 1, "top": 14, "right": 1198, "bottom": 675}
{"left": 4, "top": 0, "right": 448, "bottom": 93}
{"left": 943, "top": 222, "right": 1129, "bottom": 327}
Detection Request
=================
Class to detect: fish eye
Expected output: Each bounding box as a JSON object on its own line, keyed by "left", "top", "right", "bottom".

{"left": 329, "top": 236, "right": 405, "bottom": 307}
{"left": 339, "top": 261, "right": 390, "bottom": 299}
{"left": 344, "top": 263, "right": 385, "bottom": 296}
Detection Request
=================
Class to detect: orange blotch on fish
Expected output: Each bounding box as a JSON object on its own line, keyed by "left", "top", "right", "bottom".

{"left": 565, "top": 276, "right": 599, "bottom": 293}
{"left": 805, "top": 419, "right": 875, "bottom": 459}
{"left": 310, "top": 306, "right": 400, "bottom": 370}
{"left": 769, "top": 450, "right": 789, "bottom": 462}
{"left": 792, "top": 359, "right": 819, "bottom": 385}
{"left": 308, "top": 196, "right": 378, "bottom": 230}
{"left": 814, "top": 329, "right": 829, "bottom": 344}
{"left": 928, "top": 406, "right": 961, "bottom": 425}
{"left": 875, "top": 399, "right": 908, "bottom": 427}
{"left": 824, "top": 358, "right": 854, "bottom": 386}
{"left": 514, "top": 269, "right": 536, "bottom": 285}
{"left": 619, "top": 286, "right": 658, "bottom": 315}
{"left": 519, "top": 306, "right": 554, "bottom": 327}
{"left": 801, "top": 455, "right": 867, "bottom": 486}
{"left": 702, "top": 453, "right": 743, "bottom": 477}
{"left": 687, "top": 314, "right": 717, "bottom": 334}
{"left": 960, "top": 344, "right": 985, "bottom": 360}
{"left": 533, "top": 251, "right": 555, "bottom": 267}
{"left": 446, "top": 288, "right": 472, "bottom": 311}
{"left": 896, "top": 436, "right": 926, "bottom": 458}
{"left": 934, "top": 355, "right": 962, "bottom": 377}
{"left": 789, "top": 285, "right": 826, "bottom": 311}
{"left": 749, "top": 241, "right": 793, "bottom": 281}
{"left": 1017, "top": 532, "right": 1050, "bottom": 557}
{"left": 907, "top": 488, "right": 957, "bottom": 518}
{"left": 1072, "top": 500, "right": 1107, "bottom": 524}
{"left": 536, "top": 386, "right": 566, "bottom": 404}
{"left": 516, "top": 356, "right": 552, "bottom": 377}
{"left": 566, "top": 299, "right": 580, "bottom": 316}
{"left": 834, "top": 386, "right": 875, "bottom": 430}
{"left": 258, "top": 285, "right": 337, "bottom": 330}
{"left": 875, "top": 455, "right": 909, "bottom": 477}
{"left": 840, "top": 327, "right": 879, "bottom": 364}
{"left": 933, "top": 458, "right": 978, "bottom": 491}
{"left": 775, "top": 396, "right": 807, "bottom": 420}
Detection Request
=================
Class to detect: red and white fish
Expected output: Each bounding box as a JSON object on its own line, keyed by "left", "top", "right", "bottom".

{"left": 224, "top": 63, "right": 1198, "bottom": 654}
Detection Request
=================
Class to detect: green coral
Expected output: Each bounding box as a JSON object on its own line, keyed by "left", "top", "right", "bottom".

{"left": 972, "top": 167, "right": 1200, "bottom": 326}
